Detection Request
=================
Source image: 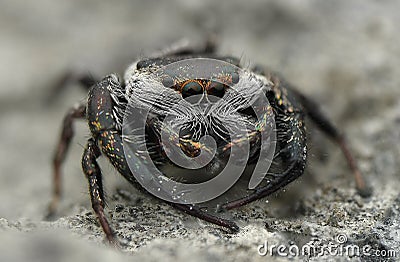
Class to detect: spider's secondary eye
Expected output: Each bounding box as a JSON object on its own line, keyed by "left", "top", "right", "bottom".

{"left": 207, "top": 81, "right": 225, "bottom": 98}
{"left": 181, "top": 81, "right": 203, "bottom": 98}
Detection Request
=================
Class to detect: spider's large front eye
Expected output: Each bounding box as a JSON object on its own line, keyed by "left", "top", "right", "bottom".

{"left": 181, "top": 81, "right": 203, "bottom": 98}
{"left": 207, "top": 81, "right": 225, "bottom": 98}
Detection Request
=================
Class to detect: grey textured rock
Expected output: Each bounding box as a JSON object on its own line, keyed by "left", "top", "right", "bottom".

{"left": 1, "top": 0, "right": 399, "bottom": 261}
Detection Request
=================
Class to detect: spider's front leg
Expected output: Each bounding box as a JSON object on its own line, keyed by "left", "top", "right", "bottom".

{"left": 222, "top": 106, "right": 308, "bottom": 210}
{"left": 81, "top": 138, "right": 117, "bottom": 245}
{"left": 48, "top": 74, "right": 122, "bottom": 243}
{"left": 89, "top": 75, "right": 240, "bottom": 235}
{"left": 83, "top": 74, "right": 131, "bottom": 244}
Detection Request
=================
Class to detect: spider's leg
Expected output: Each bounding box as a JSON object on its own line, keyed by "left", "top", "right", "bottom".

{"left": 47, "top": 102, "right": 86, "bottom": 218}
{"left": 95, "top": 119, "right": 240, "bottom": 232}
{"left": 222, "top": 110, "right": 307, "bottom": 210}
{"left": 89, "top": 76, "right": 240, "bottom": 232}
{"left": 46, "top": 71, "right": 98, "bottom": 103}
{"left": 87, "top": 75, "right": 142, "bottom": 187}
{"left": 97, "top": 122, "right": 240, "bottom": 232}
{"left": 159, "top": 36, "right": 217, "bottom": 57}
{"left": 97, "top": 123, "right": 240, "bottom": 231}
{"left": 292, "top": 89, "right": 371, "bottom": 197}
{"left": 222, "top": 160, "right": 306, "bottom": 210}
{"left": 82, "top": 138, "right": 117, "bottom": 245}
{"left": 97, "top": 124, "right": 240, "bottom": 232}
{"left": 170, "top": 203, "right": 239, "bottom": 232}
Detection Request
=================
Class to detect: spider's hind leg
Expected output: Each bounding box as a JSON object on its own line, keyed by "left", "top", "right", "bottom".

{"left": 292, "top": 89, "right": 371, "bottom": 197}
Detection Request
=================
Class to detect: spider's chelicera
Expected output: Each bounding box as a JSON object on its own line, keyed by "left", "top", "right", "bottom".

{"left": 49, "top": 44, "right": 370, "bottom": 245}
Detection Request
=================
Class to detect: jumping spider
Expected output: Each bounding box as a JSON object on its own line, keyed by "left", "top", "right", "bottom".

{"left": 48, "top": 42, "right": 370, "bottom": 245}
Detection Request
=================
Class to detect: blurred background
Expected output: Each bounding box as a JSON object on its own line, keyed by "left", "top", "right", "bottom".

{"left": 1, "top": 0, "right": 399, "bottom": 261}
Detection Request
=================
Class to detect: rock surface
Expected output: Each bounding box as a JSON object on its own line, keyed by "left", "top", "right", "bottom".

{"left": 1, "top": 0, "right": 399, "bottom": 261}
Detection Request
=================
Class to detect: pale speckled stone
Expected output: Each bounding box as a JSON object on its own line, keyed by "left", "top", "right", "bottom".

{"left": 0, "top": 0, "right": 399, "bottom": 261}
